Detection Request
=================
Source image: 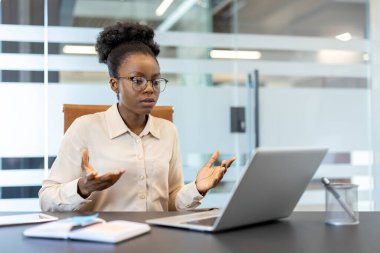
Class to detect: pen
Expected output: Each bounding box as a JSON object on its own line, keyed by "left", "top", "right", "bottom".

{"left": 321, "top": 177, "right": 358, "bottom": 222}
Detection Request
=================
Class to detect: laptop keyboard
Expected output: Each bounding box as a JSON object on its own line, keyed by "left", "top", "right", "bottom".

{"left": 183, "top": 216, "right": 218, "bottom": 226}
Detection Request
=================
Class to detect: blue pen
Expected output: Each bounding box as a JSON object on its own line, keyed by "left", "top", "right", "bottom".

{"left": 321, "top": 177, "right": 358, "bottom": 222}
{"left": 67, "top": 214, "right": 101, "bottom": 226}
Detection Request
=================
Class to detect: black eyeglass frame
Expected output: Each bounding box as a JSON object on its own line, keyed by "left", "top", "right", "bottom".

{"left": 116, "top": 76, "right": 168, "bottom": 93}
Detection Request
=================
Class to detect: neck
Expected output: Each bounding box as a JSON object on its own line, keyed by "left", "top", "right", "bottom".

{"left": 117, "top": 104, "right": 148, "bottom": 135}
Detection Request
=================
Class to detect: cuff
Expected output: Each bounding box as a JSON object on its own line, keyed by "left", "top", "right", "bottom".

{"left": 178, "top": 181, "right": 204, "bottom": 209}
{"left": 62, "top": 178, "right": 92, "bottom": 207}
{"left": 188, "top": 181, "right": 204, "bottom": 201}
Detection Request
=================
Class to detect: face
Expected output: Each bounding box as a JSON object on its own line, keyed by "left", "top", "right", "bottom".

{"left": 110, "top": 53, "right": 161, "bottom": 117}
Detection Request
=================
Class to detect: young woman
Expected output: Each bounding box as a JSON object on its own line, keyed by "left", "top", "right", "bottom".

{"left": 39, "top": 22, "right": 236, "bottom": 212}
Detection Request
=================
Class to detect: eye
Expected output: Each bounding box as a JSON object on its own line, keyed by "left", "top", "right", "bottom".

{"left": 152, "top": 79, "right": 162, "bottom": 86}
{"left": 131, "top": 76, "right": 145, "bottom": 85}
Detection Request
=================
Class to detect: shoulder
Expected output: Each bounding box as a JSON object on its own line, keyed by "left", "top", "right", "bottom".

{"left": 65, "top": 111, "right": 106, "bottom": 136}
{"left": 150, "top": 115, "right": 178, "bottom": 136}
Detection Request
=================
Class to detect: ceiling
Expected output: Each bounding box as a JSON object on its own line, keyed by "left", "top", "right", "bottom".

{"left": 236, "top": 0, "right": 366, "bottom": 38}
{"left": 69, "top": 0, "right": 368, "bottom": 88}
{"left": 71, "top": 0, "right": 367, "bottom": 38}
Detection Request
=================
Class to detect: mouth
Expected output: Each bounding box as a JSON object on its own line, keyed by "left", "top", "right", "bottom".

{"left": 140, "top": 98, "right": 156, "bottom": 107}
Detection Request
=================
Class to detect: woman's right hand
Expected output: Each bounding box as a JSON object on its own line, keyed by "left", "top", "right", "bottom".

{"left": 77, "top": 148, "right": 126, "bottom": 198}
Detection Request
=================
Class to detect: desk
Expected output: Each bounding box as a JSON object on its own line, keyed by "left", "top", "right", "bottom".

{"left": 0, "top": 212, "right": 379, "bottom": 253}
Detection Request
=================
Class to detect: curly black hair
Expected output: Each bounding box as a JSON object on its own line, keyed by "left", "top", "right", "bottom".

{"left": 95, "top": 22, "right": 160, "bottom": 77}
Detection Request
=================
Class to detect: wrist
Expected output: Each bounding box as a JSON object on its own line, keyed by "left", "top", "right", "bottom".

{"left": 199, "top": 190, "right": 206, "bottom": 196}
{"left": 77, "top": 178, "right": 90, "bottom": 199}
{"left": 195, "top": 181, "right": 207, "bottom": 196}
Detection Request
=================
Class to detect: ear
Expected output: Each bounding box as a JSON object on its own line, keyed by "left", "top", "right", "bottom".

{"left": 109, "top": 78, "right": 119, "bottom": 93}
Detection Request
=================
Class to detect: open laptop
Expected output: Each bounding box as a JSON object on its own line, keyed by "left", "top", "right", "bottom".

{"left": 146, "top": 147, "right": 328, "bottom": 232}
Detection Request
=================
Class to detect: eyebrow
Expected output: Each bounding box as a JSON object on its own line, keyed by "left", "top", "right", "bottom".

{"left": 129, "top": 72, "right": 161, "bottom": 78}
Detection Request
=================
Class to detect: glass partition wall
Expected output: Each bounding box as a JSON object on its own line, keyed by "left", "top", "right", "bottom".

{"left": 0, "top": 0, "right": 372, "bottom": 211}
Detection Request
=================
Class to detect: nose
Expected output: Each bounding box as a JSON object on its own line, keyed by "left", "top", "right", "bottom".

{"left": 143, "top": 81, "right": 154, "bottom": 93}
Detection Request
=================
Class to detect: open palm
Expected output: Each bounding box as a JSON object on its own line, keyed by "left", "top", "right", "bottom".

{"left": 77, "top": 148, "right": 126, "bottom": 198}
{"left": 196, "top": 150, "right": 236, "bottom": 195}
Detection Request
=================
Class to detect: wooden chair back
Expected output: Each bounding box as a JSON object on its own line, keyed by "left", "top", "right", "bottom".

{"left": 63, "top": 104, "right": 173, "bottom": 133}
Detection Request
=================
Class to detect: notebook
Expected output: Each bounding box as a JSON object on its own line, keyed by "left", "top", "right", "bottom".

{"left": 0, "top": 213, "right": 57, "bottom": 226}
{"left": 146, "top": 147, "right": 328, "bottom": 232}
{"left": 23, "top": 214, "right": 151, "bottom": 243}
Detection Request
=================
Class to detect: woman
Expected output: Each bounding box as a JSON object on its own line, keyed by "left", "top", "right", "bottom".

{"left": 39, "top": 22, "right": 236, "bottom": 212}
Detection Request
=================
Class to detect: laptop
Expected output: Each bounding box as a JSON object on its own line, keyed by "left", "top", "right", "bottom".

{"left": 146, "top": 147, "right": 328, "bottom": 232}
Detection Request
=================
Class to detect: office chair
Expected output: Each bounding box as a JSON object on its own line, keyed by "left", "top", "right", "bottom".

{"left": 63, "top": 104, "right": 174, "bottom": 133}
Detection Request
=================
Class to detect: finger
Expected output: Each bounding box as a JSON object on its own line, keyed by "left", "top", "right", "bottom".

{"left": 97, "top": 171, "right": 123, "bottom": 183}
{"left": 88, "top": 165, "right": 98, "bottom": 174}
{"left": 81, "top": 148, "right": 97, "bottom": 174}
{"left": 218, "top": 158, "right": 233, "bottom": 176}
{"left": 86, "top": 172, "right": 98, "bottom": 181}
{"left": 220, "top": 161, "right": 228, "bottom": 175}
{"left": 81, "top": 148, "right": 89, "bottom": 168}
{"left": 114, "top": 169, "right": 126, "bottom": 175}
{"left": 110, "top": 169, "right": 126, "bottom": 177}
{"left": 95, "top": 173, "right": 113, "bottom": 182}
{"left": 204, "top": 150, "right": 219, "bottom": 168}
{"left": 94, "top": 168, "right": 125, "bottom": 181}
{"left": 226, "top": 157, "right": 237, "bottom": 168}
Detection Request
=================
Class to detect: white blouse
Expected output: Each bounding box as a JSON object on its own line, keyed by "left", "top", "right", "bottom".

{"left": 39, "top": 104, "right": 203, "bottom": 211}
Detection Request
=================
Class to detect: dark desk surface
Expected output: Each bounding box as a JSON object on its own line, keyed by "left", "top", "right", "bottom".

{"left": 0, "top": 212, "right": 379, "bottom": 253}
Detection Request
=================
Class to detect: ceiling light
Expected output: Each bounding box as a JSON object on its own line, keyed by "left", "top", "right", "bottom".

{"left": 156, "top": 0, "right": 174, "bottom": 16}
{"left": 335, "top": 32, "right": 352, "bottom": 41}
{"left": 62, "top": 45, "right": 96, "bottom": 55}
{"left": 317, "top": 50, "right": 359, "bottom": 64}
{"left": 157, "top": 0, "right": 196, "bottom": 31}
{"left": 210, "top": 50, "right": 261, "bottom": 60}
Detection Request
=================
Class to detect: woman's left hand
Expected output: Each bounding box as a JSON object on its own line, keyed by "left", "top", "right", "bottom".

{"left": 195, "top": 150, "right": 236, "bottom": 196}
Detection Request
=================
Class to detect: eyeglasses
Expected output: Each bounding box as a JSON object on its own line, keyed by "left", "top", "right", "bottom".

{"left": 117, "top": 76, "right": 168, "bottom": 93}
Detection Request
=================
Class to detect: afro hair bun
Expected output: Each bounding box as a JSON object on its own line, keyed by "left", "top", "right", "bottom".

{"left": 95, "top": 22, "right": 160, "bottom": 63}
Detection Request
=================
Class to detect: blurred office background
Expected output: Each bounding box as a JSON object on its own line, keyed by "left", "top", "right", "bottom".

{"left": 0, "top": 0, "right": 379, "bottom": 211}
